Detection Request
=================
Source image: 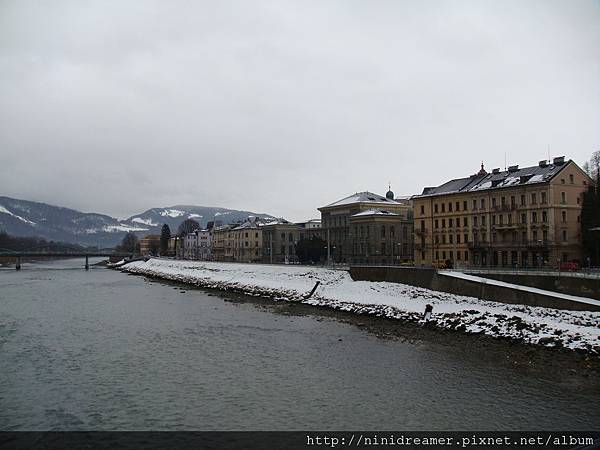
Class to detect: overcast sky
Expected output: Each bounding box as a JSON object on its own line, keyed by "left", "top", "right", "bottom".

{"left": 1, "top": 0, "right": 599, "bottom": 221}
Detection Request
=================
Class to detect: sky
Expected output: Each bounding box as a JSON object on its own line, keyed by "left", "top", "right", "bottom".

{"left": 1, "top": 0, "right": 599, "bottom": 221}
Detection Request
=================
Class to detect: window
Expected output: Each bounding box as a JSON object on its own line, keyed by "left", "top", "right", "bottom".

{"left": 561, "top": 178, "right": 565, "bottom": 184}
{"left": 463, "top": 217, "right": 468, "bottom": 227}
{"left": 449, "top": 218, "right": 453, "bottom": 228}
{"left": 473, "top": 216, "right": 478, "bottom": 226}
{"left": 390, "top": 226, "right": 395, "bottom": 237}
{"left": 463, "top": 201, "right": 467, "bottom": 210}
{"left": 492, "top": 198, "right": 497, "bottom": 207}
{"left": 420, "top": 205, "right": 425, "bottom": 215}
{"left": 449, "top": 235, "right": 453, "bottom": 244}
{"left": 449, "top": 251, "right": 453, "bottom": 260}
{"left": 481, "top": 216, "right": 486, "bottom": 226}
{"left": 381, "top": 226, "right": 386, "bottom": 238}
{"left": 532, "top": 211, "right": 537, "bottom": 223}
{"left": 441, "top": 203, "right": 445, "bottom": 213}
{"left": 465, "top": 251, "right": 469, "bottom": 261}
{"left": 442, "top": 235, "right": 446, "bottom": 244}
{"left": 542, "top": 211, "right": 547, "bottom": 223}
{"left": 435, "top": 219, "right": 439, "bottom": 229}
{"left": 531, "top": 193, "right": 537, "bottom": 204}
{"left": 448, "top": 202, "right": 452, "bottom": 212}
{"left": 481, "top": 199, "right": 485, "bottom": 209}
{"left": 501, "top": 196, "right": 506, "bottom": 206}
{"left": 562, "top": 230, "right": 567, "bottom": 242}
{"left": 520, "top": 194, "right": 525, "bottom": 206}
{"left": 492, "top": 215, "right": 496, "bottom": 225}
{"left": 420, "top": 220, "right": 425, "bottom": 231}
{"left": 521, "top": 213, "right": 526, "bottom": 224}
{"left": 457, "top": 234, "right": 461, "bottom": 244}
{"left": 457, "top": 251, "right": 461, "bottom": 260}
{"left": 442, "top": 219, "right": 446, "bottom": 228}
{"left": 541, "top": 192, "right": 547, "bottom": 204}
{"left": 473, "top": 199, "right": 477, "bottom": 210}
{"left": 435, "top": 235, "right": 440, "bottom": 244}
{"left": 561, "top": 211, "right": 566, "bottom": 223}
{"left": 561, "top": 192, "right": 566, "bottom": 204}
{"left": 510, "top": 196, "right": 515, "bottom": 207}
{"left": 508, "top": 214, "right": 512, "bottom": 225}
{"left": 464, "top": 233, "right": 469, "bottom": 243}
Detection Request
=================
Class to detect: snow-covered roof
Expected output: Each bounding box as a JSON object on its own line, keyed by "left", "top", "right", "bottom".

{"left": 351, "top": 209, "right": 400, "bottom": 217}
{"left": 415, "top": 160, "right": 571, "bottom": 198}
{"left": 321, "top": 191, "right": 401, "bottom": 209}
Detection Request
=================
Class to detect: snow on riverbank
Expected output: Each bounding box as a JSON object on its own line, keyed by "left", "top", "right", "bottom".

{"left": 122, "top": 259, "right": 600, "bottom": 354}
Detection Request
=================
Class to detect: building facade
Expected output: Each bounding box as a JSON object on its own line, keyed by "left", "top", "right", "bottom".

{"left": 182, "top": 229, "right": 212, "bottom": 260}
{"left": 318, "top": 190, "right": 414, "bottom": 264}
{"left": 412, "top": 157, "right": 591, "bottom": 268}
{"left": 231, "top": 218, "right": 263, "bottom": 263}
{"left": 139, "top": 235, "right": 160, "bottom": 256}
{"left": 261, "top": 222, "right": 304, "bottom": 263}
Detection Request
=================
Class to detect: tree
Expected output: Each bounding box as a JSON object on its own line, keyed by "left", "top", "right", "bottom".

{"left": 581, "top": 169, "right": 600, "bottom": 266}
{"left": 160, "top": 224, "right": 171, "bottom": 255}
{"left": 296, "top": 236, "right": 328, "bottom": 264}
{"left": 177, "top": 218, "right": 200, "bottom": 237}
{"left": 117, "top": 232, "right": 138, "bottom": 254}
{"left": 582, "top": 150, "right": 600, "bottom": 179}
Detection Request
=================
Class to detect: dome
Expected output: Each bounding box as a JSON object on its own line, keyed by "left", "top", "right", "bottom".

{"left": 385, "top": 187, "right": 394, "bottom": 200}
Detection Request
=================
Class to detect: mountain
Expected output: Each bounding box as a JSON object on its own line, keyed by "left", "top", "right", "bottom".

{"left": 0, "top": 196, "right": 277, "bottom": 248}
{"left": 125, "top": 205, "right": 278, "bottom": 234}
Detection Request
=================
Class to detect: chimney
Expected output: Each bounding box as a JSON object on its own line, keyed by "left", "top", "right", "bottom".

{"left": 492, "top": 168, "right": 500, "bottom": 174}
{"left": 508, "top": 165, "right": 519, "bottom": 172}
{"left": 539, "top": 160, "right": 548, "bottom": 168}
{"left": 553, "top": 156, "right": 565, "bottom": 165}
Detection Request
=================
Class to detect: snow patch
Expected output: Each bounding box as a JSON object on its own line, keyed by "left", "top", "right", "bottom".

{"left": 159, "top": 209, "right": 185, "bottom": 218}
{"left": 0, "top": 205, "right": 36, "bottom": 225}
{"left": 131, "top": 217, "right": 159, "bottom": 226}
{"left": 102, "top": 224, "right": 149, "bottom": 233}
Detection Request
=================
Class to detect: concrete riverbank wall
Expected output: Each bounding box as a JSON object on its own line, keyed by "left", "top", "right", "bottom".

{"left": 462, "top": 272, "right": 600, "bottom": 301}
{"left": 349, "top": 266, "right": 600, "bottom": 312}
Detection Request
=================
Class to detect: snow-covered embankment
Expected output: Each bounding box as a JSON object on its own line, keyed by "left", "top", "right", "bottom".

{"left": 122, "top": 259, "right": 600, "bottom": 354}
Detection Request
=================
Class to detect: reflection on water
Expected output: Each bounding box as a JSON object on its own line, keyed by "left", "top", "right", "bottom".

{"left": 0, "top": 259, "right": 598, "bottom": 430}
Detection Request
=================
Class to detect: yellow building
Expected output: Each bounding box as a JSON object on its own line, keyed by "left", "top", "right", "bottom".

{"left": 412, "top": 157, "right": 592, "bottom": 268}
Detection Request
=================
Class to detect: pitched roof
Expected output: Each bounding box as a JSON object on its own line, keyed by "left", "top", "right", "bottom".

{"left": 321, "top": 191, "right": 401, "bottom": 209}
{"left": 415, "top": 159, "right": 571, "bottom": 198}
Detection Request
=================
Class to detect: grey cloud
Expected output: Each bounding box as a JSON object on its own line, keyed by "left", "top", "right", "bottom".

{"left": 1, "top": 0, "right": 599, "bottom": 221}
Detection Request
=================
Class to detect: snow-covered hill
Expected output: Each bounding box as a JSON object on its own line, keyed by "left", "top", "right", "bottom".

{"left": 0, "top": 196, "right": 276, "bottom": 247}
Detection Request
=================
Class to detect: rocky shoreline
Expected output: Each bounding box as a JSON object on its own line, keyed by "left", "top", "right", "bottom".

{"left": 120, "top": 259, "right": 600, "bottom": 355}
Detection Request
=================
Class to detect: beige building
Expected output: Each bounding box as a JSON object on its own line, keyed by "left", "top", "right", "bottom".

{"left": 232, "top": 219, "right": 263, "bottom": 263}
{"left": 318, "top": 189, "right": 414, "bottom": 264}
{"left": 412, "top": 157, "right": 592, "bottom": 268}
{"left": 139, "top": 235, "right": 160, "bottom": 256}
{"left": 211, "top": 224, "right": 235, "bottom": 261}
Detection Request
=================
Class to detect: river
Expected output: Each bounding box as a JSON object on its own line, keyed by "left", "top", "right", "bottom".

{"left": 1, "top": 258, "right": 598, "bottom": 430}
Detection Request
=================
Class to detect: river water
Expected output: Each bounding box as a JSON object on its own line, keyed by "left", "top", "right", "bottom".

{"left": 1, "top": 258, "right": 598, "bottom": 430}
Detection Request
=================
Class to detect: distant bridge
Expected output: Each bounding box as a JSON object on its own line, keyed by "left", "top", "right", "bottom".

{"left": 0, "top": 246, "right": 133, "bottom": 270}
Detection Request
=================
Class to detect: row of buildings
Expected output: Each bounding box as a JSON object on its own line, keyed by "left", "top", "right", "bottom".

{"left": 140, "top": 156, "right": 592, "bottom": 268}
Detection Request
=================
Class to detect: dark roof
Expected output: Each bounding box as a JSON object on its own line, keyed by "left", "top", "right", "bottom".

{"left": 414, "top": 159, "right": 571, "bottom": 198}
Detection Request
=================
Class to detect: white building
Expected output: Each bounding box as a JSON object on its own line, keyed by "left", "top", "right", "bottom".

{"left": 182, "top": 229, "right": 212, "bottom": 260}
